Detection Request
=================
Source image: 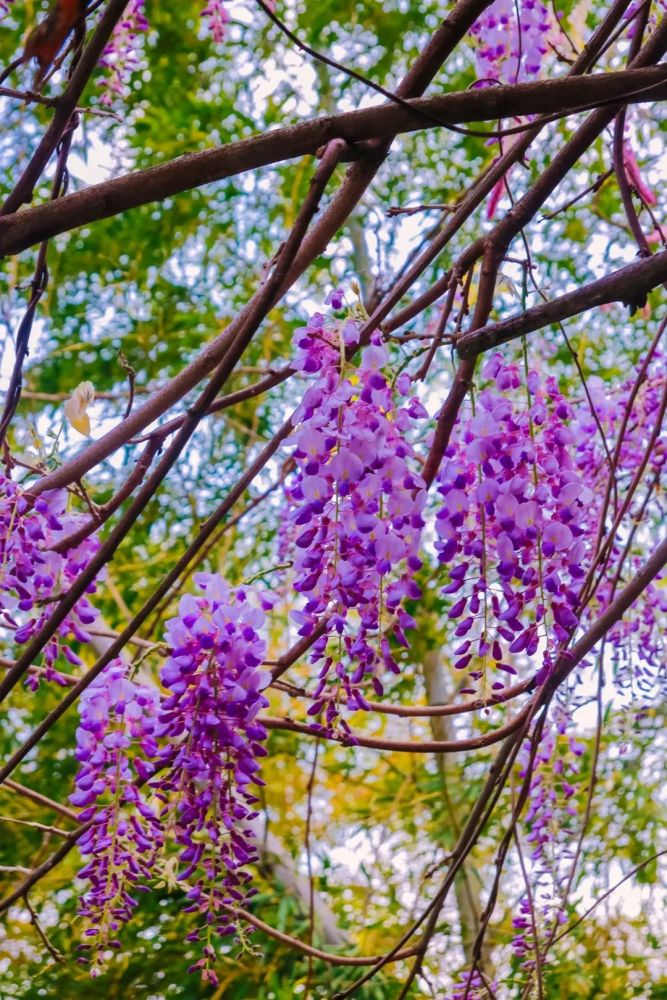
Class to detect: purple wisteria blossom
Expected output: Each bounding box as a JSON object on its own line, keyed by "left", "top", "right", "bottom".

{"left": 201, "top": 0, "right": 231, "bottom": 43}
{"left": 97, "top": 0, "right": 251, "bottom": 90}
{"left": 152, "top": 574, "right": 270, "bottom": 985}
{"left": 436, "top": 357, "right": 591, "bottom": 693}
{"left": 72, "top": 661, "right": 161, "bottom": 975}
{"left": 468, "top": 0, "right": 552, "bottom": 217}
{"left": 511, "top": 711, "right": 582, "bottom": 967}
{"left": 469, "top": 0, "right": 552, "bottom": 84}
{"left": 280, "top": 303, "right": 427, "bottom": 729}
{"left": 435, "top": 352, "right": 666, "bottom": 696}
{"left": 98, "top": 0, "right": 149, "bottom": 106}
{"left": 448, "top": 968, "right": 496, "bottom": 999}
{"left": 0, "top": 476, "right": 101, "bottom": 686}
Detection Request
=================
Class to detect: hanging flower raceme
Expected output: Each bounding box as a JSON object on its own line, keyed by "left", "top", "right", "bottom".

{"left": 468, "top": 0, "right": 552, "bottom": 84}
{"left": 72, "top": 660, "right": 161, "bottom": 976}
{"left": 98, "top": 0, "right": 149, "bottom": 106}
{"left": 281, "top": 298, "right": 427, "bottom": 729}
{"left": 468, "top": 0, "right": 553, "bottom": 217}
{"left": 436, "top": 358, "right": 592, "bottom": 694}
{"left": 435, "top": 353, "right": 666, "bottom": 696}
{"left": 571, "top": 357, "right": 667, "bottom": 696}
{"left": 511, "top": 709, "right": 583, "bottom": 968}
{"left": 448, "top": 968, "right": 496, "bottom": 999}
{"left": 201, "top": 0, "right": 231, "bottom": 43}
{"left": 98, "top": 0, "right": 271, "bottom": 100}
{"left": 0, "top": 476, "right": 100, "bottom": 686}
{"left": 152, "top": 574, "right": 270, "bottom": 985}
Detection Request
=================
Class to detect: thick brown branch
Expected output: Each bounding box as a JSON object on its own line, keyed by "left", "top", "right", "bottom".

{"left": 456, "top": 249, "right": 667, "bottom": 358}
{"left": 29, "top": 18, "right": 667, "bottom": 500}
{"left": 279, "top": 0, "right": 496, "bottom": 296}
{"left": 383, "top": 2, "right": 664, "bottom": 335}
{"left": 1, "top": 67, "right": 666, "bottom": 258}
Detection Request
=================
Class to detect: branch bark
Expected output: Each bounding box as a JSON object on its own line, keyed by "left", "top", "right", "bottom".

{"left": 1, "top": 67, "right": 666, "bottom": 258}
{"left": 456, "top": 248, "right": 667, "bottom": 358}
{"left": 423, "top": 651, "right": 493, "bottom": 974}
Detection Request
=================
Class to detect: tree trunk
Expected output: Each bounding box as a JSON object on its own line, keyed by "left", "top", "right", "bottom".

{"left": 422, "top": 650, "right": 493, "bottom": 974}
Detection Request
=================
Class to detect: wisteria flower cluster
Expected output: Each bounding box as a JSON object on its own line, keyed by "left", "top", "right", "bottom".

{"left": 98, "top": 0, "right": 254, "bottom": 104}
{"left": 98, "top": 0, "right": 149, "bottom": 106}
{"left": 201, "top": 0, "right": 231, "bottom": 43}
{"left": 152, "top": 574, "right": 270, "bottom": 985}
{"left": 281, "top": 298, "right": 427, "bottom": 728}
{"left": 574, "top": 360, "right": 667, "bottom": 695}
{"left": 70, "top": 575, "right": 271, "bottom": 984}
{"left": 511, "top": 711, "right": 583, "bottom": 966}
{"left": 0, "top": 475, "right": 100, "bottom": 687}
{"left": 72, "top": 661, "right": 161, "bottom": 975}
{"left": 436, "top": 357, "right": 592, "bottom": 694}
{"left": 447, "top": 967, "right": 496, "bottom": 999}
{"left": 435, "top": 352, "right": 666, "bottom": 697}
{"left": 467, "top": 0, "right": 553, "bottom": 217}
{"left": 37, "top": 288, "right": 661, "bottom": 987}
{"left": 468, "top": 0, "right": 552, "bottom": 84}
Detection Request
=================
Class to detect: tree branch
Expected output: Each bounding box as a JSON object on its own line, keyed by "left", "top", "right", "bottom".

{"left": 456, "top": 249, "right": 667, "bottom": 358}
{"left": 0, "top": 144, "right": 345, "bottom": 705}
{"left": 260, "top": 703, "right": 532, "bottom": 753}
{"left": 1, "top": 0, "right": 131, "bottom": 215}
{"left": 1, "top": 67, "right": 666, "bottom": 258}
